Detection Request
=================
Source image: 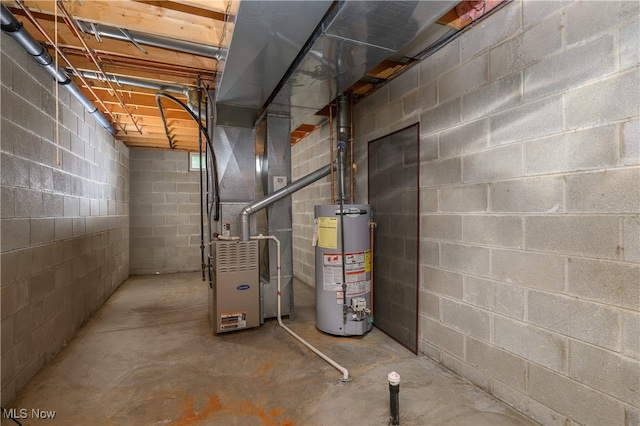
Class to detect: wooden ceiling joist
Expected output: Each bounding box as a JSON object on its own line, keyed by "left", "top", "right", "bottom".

{"left": 16, "top": 0, "right": 225, "bottom": 45}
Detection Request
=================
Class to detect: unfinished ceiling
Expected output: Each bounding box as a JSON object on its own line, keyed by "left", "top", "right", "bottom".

{"left": 2, "top": 0, "right": 505, "bottom": 151}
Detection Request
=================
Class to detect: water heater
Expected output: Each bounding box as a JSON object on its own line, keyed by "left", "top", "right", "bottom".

{"left": 315, "top": 204, "right": 373, "bottom": 336}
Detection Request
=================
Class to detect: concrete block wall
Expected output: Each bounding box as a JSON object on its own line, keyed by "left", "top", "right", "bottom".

{"left": 291, "top": 122, "right": 333, "bottom": 286}
{"left": 129, "top": 148, "right": 203, "bottom": 274}
{"left": 292, "top": 1, "right": 639, "bottom": 424}
{"left": 1, "top": 35, "right": 129, "bottom": 405}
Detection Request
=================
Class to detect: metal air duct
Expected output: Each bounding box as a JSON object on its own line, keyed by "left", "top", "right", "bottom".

{"left": 215, "top": 0, "right": 458, "bottom": 129}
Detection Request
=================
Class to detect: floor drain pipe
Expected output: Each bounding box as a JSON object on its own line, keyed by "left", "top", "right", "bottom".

{"left": 388, "top": 371, "right": 400, "bottom": 425}
{"left": 251, "top": 234, "right": 350, "bottom": 382}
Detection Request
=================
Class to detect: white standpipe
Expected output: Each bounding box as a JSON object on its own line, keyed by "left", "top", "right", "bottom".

{"left": 250, "top": 234, "right": 350, "bottom": 382}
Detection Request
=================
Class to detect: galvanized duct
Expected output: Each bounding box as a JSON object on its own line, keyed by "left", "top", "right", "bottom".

{"left": 336, "top": 93, "right": 351, "bottom": 203}
{"left": 217, "top": 0, "right": 458, "bottom": 130}
{"left": 1, "top": 4, "right": 116, "bottom": 135}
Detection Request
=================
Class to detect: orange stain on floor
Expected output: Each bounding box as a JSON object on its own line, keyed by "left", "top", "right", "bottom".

{"left": 253, "top": 359, "right": 277, "bottom": 385}
{"left": 153, "top": 391, "right": 293, "bottom": 426}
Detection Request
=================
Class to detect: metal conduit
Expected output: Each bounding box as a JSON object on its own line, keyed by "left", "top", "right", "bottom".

{"left": 71, "top": 70, "right": 187, "bottom": 94}
{"left": 75, "top": 20, "right": 225, "bottom": 59}
{"left": 1, "top": 4, "right": 116, "bottom": 134}
{"left": 74, "top": 70, "right": 206, "bottom": 120}
{"left": 240, "top": 163, "right": 334, "bottom": 241}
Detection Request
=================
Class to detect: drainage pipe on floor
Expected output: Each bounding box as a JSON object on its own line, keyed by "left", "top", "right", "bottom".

{"left": 251, "top": 234, "right": 350, "bottom": 382}
{"left": 388, "top": 371, "right": 401, "bottom": 425}
{"left": 240, "top": 163, "right": 334, "bottom": 241}
{"left": 1, "top": 4, "right": 116, "bottom": 135}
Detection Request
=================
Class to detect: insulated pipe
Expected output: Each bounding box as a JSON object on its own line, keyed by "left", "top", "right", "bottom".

{"left": 240, "top": 163, "right": 334, "bottom": 241}
{"left": 251, "top": 234, "right": 350, "bottom": 382}
{"left": 1, "top": 4, "right": 116, "bottom": 135}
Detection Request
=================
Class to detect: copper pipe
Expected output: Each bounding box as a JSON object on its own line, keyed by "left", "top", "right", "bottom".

{"left": 329, "top": 102, "right": 335, "bottom": 202}
{"left": 369, "top": 221, "right": 377, "bottom": 316}
{"left": 56, "top": 1, "right": 142, "bottom": 134}
{"left": 15, "top": 1, "right": 124, "bottom": 132}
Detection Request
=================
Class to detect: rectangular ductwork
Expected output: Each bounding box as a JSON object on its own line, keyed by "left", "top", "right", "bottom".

{"left": 215, "top": 0, "right": 458, "bottom": 129}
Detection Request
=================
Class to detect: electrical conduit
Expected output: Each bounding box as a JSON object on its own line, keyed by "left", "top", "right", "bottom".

{"left": 251, "top": 234, "right": 350, "bottom": 382}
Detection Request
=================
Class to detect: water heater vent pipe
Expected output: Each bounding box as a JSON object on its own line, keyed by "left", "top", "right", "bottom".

{"left": 336, "top": 94, "right": 351, "bottom": 203}
{"left": 240, "top": 163, "right": 334, "bottom": 241}
{"left": 251, "top": 234, "right": 350, "bottom": 382}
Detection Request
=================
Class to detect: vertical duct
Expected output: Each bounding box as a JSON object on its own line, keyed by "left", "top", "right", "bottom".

{"left": 336, "top": 93, "right": 351, "bottom": 202}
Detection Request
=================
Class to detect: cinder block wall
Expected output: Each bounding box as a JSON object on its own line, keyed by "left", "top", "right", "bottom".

{"left": 292, "top": 1, "right": 639, "bottom": 424}
{"left": 291, "top": 123, "right": 333, "bottom": 286}
{"left": 1, "top": 36, "right": 130, "bottom": 405}
{"left": 129, "top": 148, "right": 203, "bottom": 274}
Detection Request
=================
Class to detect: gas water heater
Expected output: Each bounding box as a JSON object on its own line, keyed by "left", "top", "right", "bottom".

{"left": 315, "top": 204, "right": 373, "bottom": 336}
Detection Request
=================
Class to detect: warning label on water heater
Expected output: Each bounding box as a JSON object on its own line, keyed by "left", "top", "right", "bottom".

{"left": 322, "top": 252, "right": 370, "bottom": 297}
{"left": 317, "top": 217, "right": 338, "bottom": 249}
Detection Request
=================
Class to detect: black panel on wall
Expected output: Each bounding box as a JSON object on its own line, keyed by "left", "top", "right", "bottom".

{"left": 368, "top": 124, "right": 420, "bottom": 354}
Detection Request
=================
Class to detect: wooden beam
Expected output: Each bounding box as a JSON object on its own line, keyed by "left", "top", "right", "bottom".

{"left": 116, "top": 115, "right": 199, "bottom": 130}
{"left": 18, "top": 0, "right": 225, "bottom": 46}
{"left": 117, "top": 136, "right": 194, "bottom": 149}
{"left": 117, "top": 134, "right": 200, "bottom": 151}
{"left": 435, "top": 7, "right": 472, "bottom": 30}
{"left": 13, "top": 15, "right": 220, "bottom": 70}
{"left": 134, "top": 0, "right": 226, "bottom": 21}
{"left": 166, "top": 0, "right": 234, "bottom": 15}
{"left": 63, "top": 54, "right": 210, "bottom": 87}
{"left": 106, "top": 103, "right": 193, "bottom": 121}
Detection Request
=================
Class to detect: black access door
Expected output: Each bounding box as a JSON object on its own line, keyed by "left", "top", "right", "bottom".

{"left": 368, "top": 124, "right": 420, "bottom": 354}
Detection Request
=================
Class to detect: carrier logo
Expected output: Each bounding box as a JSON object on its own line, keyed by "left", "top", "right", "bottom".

{"left": 236, "top": 284, "right": 251, "bottom": 291}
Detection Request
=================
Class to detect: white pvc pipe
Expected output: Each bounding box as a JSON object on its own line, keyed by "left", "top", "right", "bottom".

{"left": 250, "top": 234, "right": 350, "bottom": 382}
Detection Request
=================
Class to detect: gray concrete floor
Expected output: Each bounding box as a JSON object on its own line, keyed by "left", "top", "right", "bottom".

{"left": 3, "top": 272, "right": 537, "bottom": 425}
